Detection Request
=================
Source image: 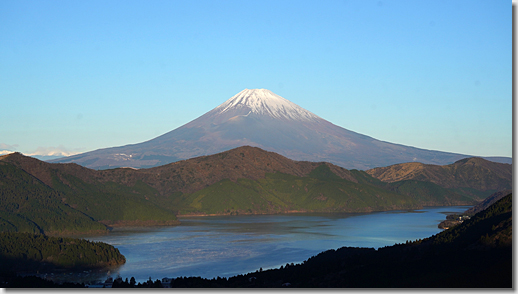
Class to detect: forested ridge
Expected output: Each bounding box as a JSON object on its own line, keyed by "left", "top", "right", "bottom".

{"left": 0, "top": 147, "right": 511, "bottom": 234}
{"left": 0, "top": 162, "right": 107, "bottom": 234}
{"left": 0, "top": 157, "right": 179, "bottom": 235}
{"left": 365, "top": 157, "right": 512, "bottom": 205}
{"left": 0, "top": 232, "right": 125, "bottom": 274}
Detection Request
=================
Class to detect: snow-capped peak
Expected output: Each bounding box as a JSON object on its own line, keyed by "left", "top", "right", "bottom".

{"left": 215, "top": 89, "right": 321, "bottom": 121}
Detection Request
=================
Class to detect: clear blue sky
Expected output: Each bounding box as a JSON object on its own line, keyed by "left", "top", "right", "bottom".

{"left": 0, "top": 0, "right": 512, "bottom": 158}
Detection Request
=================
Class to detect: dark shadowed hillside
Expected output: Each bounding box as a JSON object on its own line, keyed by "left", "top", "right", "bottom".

{"left": 0, "top": 232, "right": 126, "bottom": 274}
{"left": 437, "top": 189, "right": 512, "bottom": 229}
{"left": 463, "top": 189, "right": 513, "bottom": 216}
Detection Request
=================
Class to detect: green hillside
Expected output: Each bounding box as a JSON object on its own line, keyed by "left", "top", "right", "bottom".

{"left": 352, "top": 168, "right": 501, "bottom": 206}
{"left": 177, "top": 168, "right": 419, "bottom": 215}
{"left": 0, "top": 159, "right": 178, "bottom": 235}
{"left": 0, "top": 162, "right": 106, "bottom": 234}
{"left": 0, "top": 147, "right": 512, "bottom": 234}
{"left": 48, "top": 171, "right": 178, "bottom": 226}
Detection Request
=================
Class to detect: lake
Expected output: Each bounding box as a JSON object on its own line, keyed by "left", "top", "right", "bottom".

{"left": 74, "top": 206, "right": 469, "bottom": 284}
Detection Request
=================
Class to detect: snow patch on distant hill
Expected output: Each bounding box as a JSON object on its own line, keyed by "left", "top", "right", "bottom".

{"left": 215, "top": 89, "right": 321, "bottom": 121}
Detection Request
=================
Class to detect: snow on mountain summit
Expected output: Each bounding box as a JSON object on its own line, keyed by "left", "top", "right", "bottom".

{"left": 51, "top": 88, "right": 493, "bottom": 170}
{"left": 214, "top": 89, "right": 321, "bottom": 121}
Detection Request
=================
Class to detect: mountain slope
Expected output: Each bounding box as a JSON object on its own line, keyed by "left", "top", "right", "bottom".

{"left": 175, "top": 168, "right": 417, "bottom": 215}
{"left": 52, "top": 89, "right": 507, "bottom": 170}
{"left": 0, "top": 161, "right": 107, "bottom": 235}
{"left": 0, "top": 232, "right": 126, "bottom": 274}
{"left": 63, "top": 146, "right": 422, "bottom": 215}
{"left": 364, "top": 158, "right": 512, "bottom": 205}
{"left": 366, "top": 157, "right": 512, "bottom": 191}
{"left": 437, "top": 189, "right": 513, "bottom": 229}
{"left": 0, "top": 147, "right": 421, "bottom": 228}
{"left": 2, "top": 147, "right": 511, "bottom": 233}
{"left": 0, "top": 153, "right": 179, "bottom": 234}
{"left": 463, "top": 189, "right": 512, "bottom": 216}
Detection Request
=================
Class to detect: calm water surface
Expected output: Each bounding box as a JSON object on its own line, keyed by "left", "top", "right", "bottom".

{"left": 79, "top": 206, "right": 469, "bottom": 283}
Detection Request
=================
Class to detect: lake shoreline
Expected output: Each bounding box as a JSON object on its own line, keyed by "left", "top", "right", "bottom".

{"left": 59, "top": 205, "right": 472, "bottom": 237}
{"left": 175, "top": 205, "right": 430, "bottom": 218}
{"left": 75, "top": 205, "right": 472, "bottom": 284}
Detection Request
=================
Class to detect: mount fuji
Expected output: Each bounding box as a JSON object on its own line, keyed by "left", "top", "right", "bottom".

{"left": 52, "top": 89, "right": 509, "bottom": 170}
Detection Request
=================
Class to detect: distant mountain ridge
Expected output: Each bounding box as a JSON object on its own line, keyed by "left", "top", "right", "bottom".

{"left": 51, "top": 89, "right": 511, "bottom": 170}
{"left": 366, "top": 157, "right": 512, "bottom": 191}
{"left": 364, "top": 158, "right": 512, "bottom": 206}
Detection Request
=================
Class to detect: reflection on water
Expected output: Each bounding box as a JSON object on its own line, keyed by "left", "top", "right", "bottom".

{"left": 73, "top": 206, "right": 469, "bottom": 283}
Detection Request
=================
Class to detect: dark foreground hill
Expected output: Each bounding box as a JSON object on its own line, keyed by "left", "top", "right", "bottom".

{"left": 0, "top": 232, "right": 126, "bottom": 288}
{"left": 0, "top": 232, "right": 125, "bottom": 274}
{"left": 463, "top": 189, "right": 513, "bottom": 216}
{"left": 0, "top": 146, "right": 512, "bottom": 234}
{"left": 438, "top": 189, "right": 512, "bottom": 229}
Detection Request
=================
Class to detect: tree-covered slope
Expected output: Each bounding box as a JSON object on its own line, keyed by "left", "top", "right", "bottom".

{"left": 88, "top": 147, "right": 512, "bottom": 213}
{"left": 363, "top": 158, "right": 512, "bottom": 205}
{"left": 97, "top": 146, "right": 360, "bottom": 195}
{"left": 430, "top": 193, "right": 512, "bottom": 248}
{"left": 0, "top": 232, "right": 125, "bottom": 274}
{"left": 463, "top": 189, "right": 513, "bottom": 216}
{"left": 0, "top": 147, "right": 511, "bottom": 232}
{"left": 0, "top": 161, "right": 106, "bottom": 234}
{"left": 0, "top": 154, "right": 179, "bottom": 235}
{"left": 349, "top": 169, "right": 490, "bottom": 206}
{"left": 0, "top": 148, "right": 420, "bottom": 223}
{"left": 366, "top": 157, "right": 512, "bottom": 191}
{"left": 46, "top": 171, "right": 178, "bottom": 226}
{"left": 176, "top": 168, "right": 418, "bottom": 215}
